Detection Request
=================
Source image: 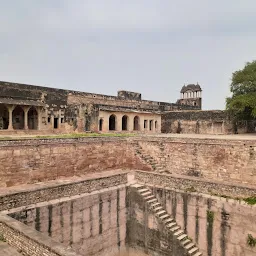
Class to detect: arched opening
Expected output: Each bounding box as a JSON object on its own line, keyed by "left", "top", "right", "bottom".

{"left": 122, "top": 115, "right": 128, "bottom": 131}
{"left": 177, "top": 121, "right": 182, "bottom": 134}
{"left": 149, "top": 120, "right": 153, "bottom": 131}
{"left": 99, "top": 119, "right": 103, "bottom": 131}
{"left": 133, "top": 116, "right": 139, "bottom": 131}
{"left": 0, "top": 104, "right": 9, "bottom": 129}
{"left": 155, "top": 121, "right": 158, "bottom": 131}
{"left": 13, "top": 106, "right": 24, "bottom": 130}
{"left": 28, "top": 107, "right": 38, "bottom": 130}
{"left": 109, "top": 114, "right": 116, "bottom": 131}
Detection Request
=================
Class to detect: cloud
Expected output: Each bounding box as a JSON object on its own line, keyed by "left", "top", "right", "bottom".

{"left": 0, "top": 0, "right": 256, "bottom": 110}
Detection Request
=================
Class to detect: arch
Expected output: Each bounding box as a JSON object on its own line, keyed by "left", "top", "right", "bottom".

{"left": 109, "top": 114, "right": 116, "bottom": 131}
{"left": 133, "top": 116, "right": 139, "bottom": 131}
{"left": 28, "top": 106, "right": 38, "bottom": 130}
{"left": 149, "top": 120, "right": 153, "bottom": 131}
{"left": 122, "top": 115, "right": 128, "bottom": 131}
{"left": 13, "top": 106, "right": 24, "bottom": 130}
{"left": 99, "top": 118, "right": 103, "bottom": 131}
{"left": 0, "top": 104, "right": 9, "bottom": 129}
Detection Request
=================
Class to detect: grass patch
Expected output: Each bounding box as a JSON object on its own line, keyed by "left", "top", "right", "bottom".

{"left": 0, "top": 233, "right": 6, "bottom": 242}
{"left": 244, "top": 197, "right": 256, "bottom": 205}
{"left": 185, "top": 186, "right": 197, "bottom": 193}
{"left": 207, "top": 210, "right": 214, "bottom": 223}
{"left": 247, "top": 234, "right": 256, "bottom": 247}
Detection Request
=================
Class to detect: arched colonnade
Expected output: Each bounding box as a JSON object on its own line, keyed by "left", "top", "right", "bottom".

{"left": 0, "top": 104, "right": 40, "bottom": 130}
{"left": 98, "top": 113, "right": 160, "bottom": 133}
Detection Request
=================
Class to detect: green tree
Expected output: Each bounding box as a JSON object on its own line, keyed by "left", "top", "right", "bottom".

{"left": 226, "top": 60, "right": 256, "bottom": 119}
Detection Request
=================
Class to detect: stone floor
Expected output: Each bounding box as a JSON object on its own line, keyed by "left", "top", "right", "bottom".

{"left": 0, "top": 241, "right": 23, "bottom": 255}
{"left": 0, "top": 132, "right": 255, "bottom": 140}
{"left": 144, "top": 133, "right": 256, "bottom": 140}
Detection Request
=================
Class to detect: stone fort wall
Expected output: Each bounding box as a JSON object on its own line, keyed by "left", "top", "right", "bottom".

{"left": 0, "top": 136, "right": 255, "bottom": 188}
{"left": 0, "top": 137, "right": 151, "bottom": 187}
{"left": 161, "top": 110, "right": 234, "bottom": 134}
{"left": 128, "top": 182, "right": 256, "bottom": 256}
{"left": 161, "top": 110, "right": 256, "bottom": 134}
{"left": 6, "top": 185, "right": 127, "bottom": 256}
{"left": 134, "top": 137, "right": 256, "bottom": 186}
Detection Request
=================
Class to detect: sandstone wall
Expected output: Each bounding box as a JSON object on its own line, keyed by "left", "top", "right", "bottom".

{"left": 135, "top": 171, "right": 256, "bottom": 198}
{"left": 136, "top": 137, "right": 256, "bottom": 186}
{"left": 161, "top": 110, "right": 234, "bottom": 134}
{"left": 0, "top": 137, "right": 151, "bottom": 187}
{"left": 0, "top": 214, "right": 80, "bottom": 256}
{"left": 7, "top": 185, "right": 127, "bottom": 256}
{"left": 0, "top": 172, "right": 127, "bottom": 211}
{"left": 149, "top": 185, "right": 256, "bottom": 256}
{"left": 127, "top": 187, "right": 190, "bottom": 256}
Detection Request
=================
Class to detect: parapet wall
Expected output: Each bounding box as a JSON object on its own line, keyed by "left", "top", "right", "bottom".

{"left": 6, "top": 185, "right": 127, "bottom": 256}
{"left": 0, "top": 137, "right": 151, "bottom": 187}
{"left": 134, "top": 136, "right": 256, "bottom": 186}
{"left": 0, "top": 172, "right": 128, "bottom": 211}
{"left": 0, "top": 214, "right": 80, "bottom": 256}
{"left": 161, "top": 110, "right": 234, "bottom": 134}
{"left": 1, "top": 135, "right": 256, "bottom": 188}
{"left": 0, "top": 171, "right": 255, "bottom": 256}
{"left": 148, "top": 185, "right": 256, "bottom": 256}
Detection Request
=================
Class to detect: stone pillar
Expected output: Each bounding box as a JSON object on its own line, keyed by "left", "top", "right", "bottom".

{"left": 139, "top": 117, "right": 144, "bottom": 132}
{"left": 116, "top": 114, "right": 122, "bottom": 132}
{"left": 7, "top": 105, "right": 14, "bottom": 130}
{"left": 128, "top": 115, "right": 133, "bottom": 132}
{"left": 37, "top": 107, "right": 42, "bottom": 130}
{"left": 23, "top": 106, "right": 30, "bottom": 130}
{"left": 51, "top": 115, "right": 54, "bottom": 129}
{"left": 152, "top": 120, "right": 155, "bottom": 133}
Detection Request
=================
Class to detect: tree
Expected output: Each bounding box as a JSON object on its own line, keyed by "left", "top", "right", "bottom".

{"left": 226, "top": 60, "right": 256, "bottom": 119}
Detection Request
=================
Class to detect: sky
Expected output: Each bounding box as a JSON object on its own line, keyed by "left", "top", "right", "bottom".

{"left": 0, "top": 1, "right": 256, "bottom": 110}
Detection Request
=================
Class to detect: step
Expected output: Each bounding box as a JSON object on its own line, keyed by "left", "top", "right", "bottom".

{"left": 188, "top": 247, "right": 199, "bottom": 255}
{"left": 177, "top": 234, "right": 187, "bottom": 241}
{"left": 156, "top": 210, "right": 166, "bottom": 216}
{"left": 167, "top": 222, "right": 177, "bottom": 228}
{"left": 170, "top": 226, "right": 180, "bottom": 232}
{"left": 145, "top": 195, "right": 155, "bottom": 200}
{"left": 154, "top": 206, "right": 163, "bottom": 212}
{"left": 131, "top": 184, "right": 144, "bottom": 189}
{"left": 182, "top": 239, "right": 191, "bottom": 246}
{"left": 138, "top": 188, "right": 149, "bottom": 193}
{"left": 159, "top": 214, "right": 169, "bottom": 220}
{"left": 141, "top": 191, "right": 151, "bottom": 196}
{"left": 174, "top": 230, "right": 184, "bottom": 237}
{"left": 163, "top": 218, "right": 174, "bottom": 224}
{"left": 151, "top": 202, "right": 160, "bottom": 208}
{"left": 147, "top": 198, "right": 158, "bottom": 204}
{"left": 185, "top": 243, "right": 195, "bottom": 250}
{"left": 193, "top": 252, "right": 202, "bottom": 256}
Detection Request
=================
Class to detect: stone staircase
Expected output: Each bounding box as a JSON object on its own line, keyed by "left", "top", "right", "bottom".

{"left": 134, "top": 143, "right": 171, "bottom": 174}
{"left": 131, "top": 183, "right": 202, "bottom": 256}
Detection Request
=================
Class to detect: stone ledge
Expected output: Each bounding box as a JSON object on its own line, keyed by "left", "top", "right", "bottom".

{"left": 0, "top": 214, "right": 80, "bottom": 256}
{"left": 135, "top": 171, "right": 256, "bottom": 198}
{"left": 0, "top": 171, "right": 128, "bottom": 211}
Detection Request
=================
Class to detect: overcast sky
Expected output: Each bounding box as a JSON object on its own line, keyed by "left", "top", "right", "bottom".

{"left": 1, "top": 1, "right": 256, "bottom": 109}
